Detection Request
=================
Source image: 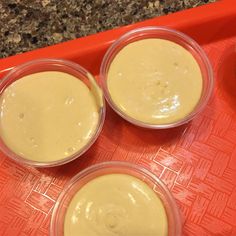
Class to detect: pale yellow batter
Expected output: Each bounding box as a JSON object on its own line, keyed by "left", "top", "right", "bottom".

{"left": 107, "top": 38, "right": 202, "bottom": 124}
{"left": 0, "top": 71, "right": 101, "bottom": 162}
{"left": 64, "top": 174, "right": 168, "bottom": 236}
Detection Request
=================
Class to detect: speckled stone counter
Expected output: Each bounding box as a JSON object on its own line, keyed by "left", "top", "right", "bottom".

{"left": 0, "top": 0, "right": 216, "bottom": 58}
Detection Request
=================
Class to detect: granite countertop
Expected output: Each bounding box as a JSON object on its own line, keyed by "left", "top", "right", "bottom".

{"left": 0, "top": 0, "right": 216, "bottom": 59}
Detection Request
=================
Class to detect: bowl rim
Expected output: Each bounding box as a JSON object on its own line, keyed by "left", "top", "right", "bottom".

{"left": 100, "top": 26, "right": 214, "bottom": 129}
{"left": 0, "top": 58, "right": 106, "bottom": 167}
{"left": 50, "top": 161, "right": 182, "bottom": 236}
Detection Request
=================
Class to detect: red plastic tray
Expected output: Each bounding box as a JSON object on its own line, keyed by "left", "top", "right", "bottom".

{"left": 0, "top": 0, "right": 236, "bottom": 235}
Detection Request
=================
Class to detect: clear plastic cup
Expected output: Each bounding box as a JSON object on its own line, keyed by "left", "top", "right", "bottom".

{"left": 50, "top": 161, "right": 182, "bottom": 236}
{"left": 0, "top": 59, "right": 105, "bottom": 167}
{"left": 100, "top": 26, "right": 214, "bottom": 129}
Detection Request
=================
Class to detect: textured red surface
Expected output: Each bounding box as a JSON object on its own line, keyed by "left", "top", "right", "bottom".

{"left": 0, "top": 0, "right": 236, "bottom": 235}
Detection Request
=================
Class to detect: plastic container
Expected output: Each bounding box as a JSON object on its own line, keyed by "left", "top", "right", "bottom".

{"left": 0, "top": 58, "right": 105, "bottom": 167}
{"left": 50, "top": 161, "right": 182, "bottom": 236}
{"left": 100, "top": 26, "right": 214, "bottom": 129}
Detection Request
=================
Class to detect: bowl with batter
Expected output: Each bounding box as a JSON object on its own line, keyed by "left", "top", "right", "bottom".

{"left": 100, "top": 27, "right": 214, "bottom": 128}
{"left": 50, "top": 161, "right": 182, "bottom": 236}
{"left": 0, "top": 59, "right": 105, "bottom": 167}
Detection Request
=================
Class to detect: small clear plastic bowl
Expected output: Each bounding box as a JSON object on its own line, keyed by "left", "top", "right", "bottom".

{"left": 100, "top": 26, "right": 214, "bottom": 129}
{"left": 50, "top": 161, "right": 182, "bottom": 236}
{"left": 0, "top": 58, "right": 105, "bottom": 167}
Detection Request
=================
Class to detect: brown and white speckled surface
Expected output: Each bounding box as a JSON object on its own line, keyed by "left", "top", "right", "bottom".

{"left": 0, "top": 0, "right": 216, "bottom": 58}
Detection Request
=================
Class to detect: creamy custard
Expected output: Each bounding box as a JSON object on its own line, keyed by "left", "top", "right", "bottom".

{"left": 0, "top": 71, "right": 101, "bottom": 162}
{"left": 64, "top": 174, "right": 168, "bottom": 236}
{"left": 107, "top": 38, "right": 202, "bottom": 124}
